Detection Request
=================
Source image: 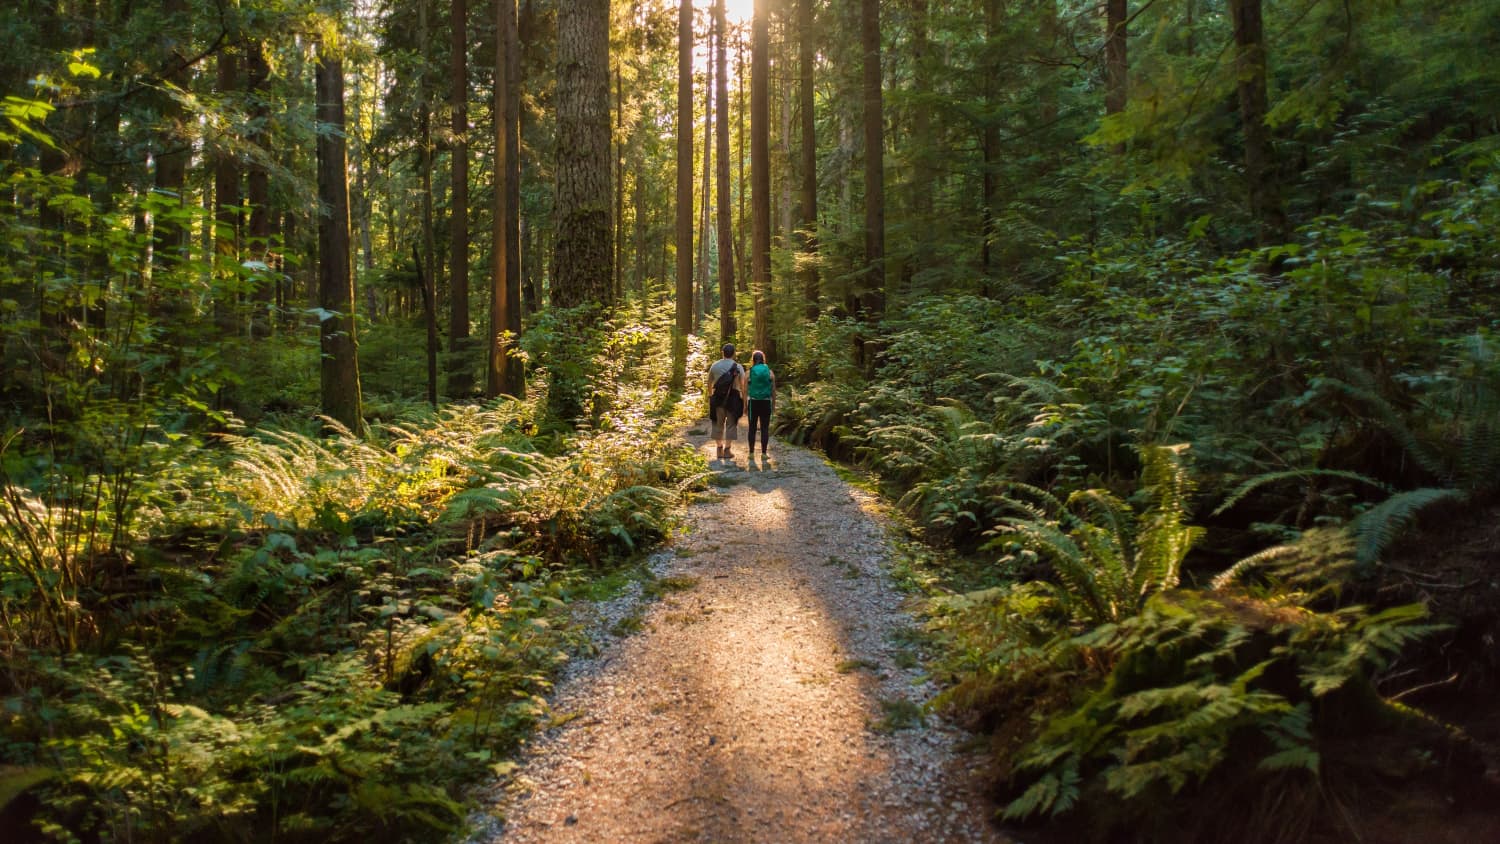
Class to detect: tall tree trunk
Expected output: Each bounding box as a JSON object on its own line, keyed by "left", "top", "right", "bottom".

{"left": 246, "top": 41, "right": 273, "bottom": 337}
{"left": 675, "top": 0, "right": 694, "bottom": 384}
{"left": 698, "top": 23, "right": 713, "bottom": 333}
{"left": 552, "top": 0, "right": 613, "bottom": 311}
{"left": 797, "top": 0, "right": 819, "bottom": 321}
{"left": 1230, "top": 0, "right": 1285, "bottom": 245}
{"left": 448, "top": 0, "right": 473, "bottom": 397}
{"left": 981, "top": 0, "right": 1001, "bottom": 275}
{"left": 736, "top": 32, "right": 749, "bottom": 296}
{"left": 751, "top": 0, "right": 773, "bottom": 359}
{"left": 418, "top": 0, "right": 439, "bottom": 405}
{"left": 859, "top": 0, "right": 885, "bottom": 369}
{"left": 615, "top": 63, "right": 625, "bottom": 305}
{"left": 1105, "top": 0, "right": 1127, "bottom": 154}
{"left": 152, "top": 0, "right": 190, "bottom": 276}
{"left": 1185, "top": 0, "right": 1196, "bottom": 57}
{"left": 214, "top": 47, "right": 242, "bottom": 334}
{"left": 715, "top": 0, "right": 737, "bottom": 341}
{"left": 908, "top": 0, "right": 933, "bottom": 285}
{"left": 316, "top": 46, "right": 364, "bottom": 433}
{"left": 490, "top": 0, "right": 524, "bottom": 397}
{"left": 418, "top": 245, "right": 439, "bottom": 407}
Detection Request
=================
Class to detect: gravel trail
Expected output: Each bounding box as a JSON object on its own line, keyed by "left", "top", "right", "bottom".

{"left": 476, "top": 428, "right": 1008, "bottom": 843}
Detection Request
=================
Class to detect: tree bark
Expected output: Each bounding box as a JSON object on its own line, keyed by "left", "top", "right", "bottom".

{"left": 448, "top": 0, "right": 473, "bottom": 397}
{"left": 751, "top": 0, "right": 773, "bottom": 359}
{"left": 859, "top": 0, "right": 885, "bottom": 366}
{"left": 736, "top": 32, "right": 749, "bottom": 296}
{"left": 981, "top": 0, "right": 1001, "bottom": 274}
{"left": 1105, "top": 0, "right": 1127, "bottom": 156}
{"left": 316, "top": 46, "right": 364, "bottom": 433}
{"left": 1230, "top": 0, "right": 1285, "bottom": 245}
{"left": 676, "top": 0, "right": 694, "bottom": 372}
{"left": 489, "top": 0, "right": 524, "bottom": 397}
{"left": 213, "top": 46, "right": 241, "bottom": 334}
{"left": 552, "top": 0, "right": 613, "bottom": 311}
{"left": 797, "top": 0, "right": 819, "bottom": 321}
{"left": 419, "top": 0, "right": 439, "bottom": 406}
{"left": 908, "top": 0, "right": 932, "bottom": 284}
{"left": 698, "top": 21, "right": 714, "bottom": 333}
{"left": 152, "top": 0, "right": 190, "bottom": 275}
{"left": 615, "top": 63, "right": 625, "bottom": 305}
{"left": 715, "top": 0, "right": 737, "bottom": 341}
{"left": 246, "top": 40, "right": 273, "bottom": 338}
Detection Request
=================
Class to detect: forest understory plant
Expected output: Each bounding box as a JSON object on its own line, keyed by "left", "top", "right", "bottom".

{"left": 0, "top": 320, "right": 707, "bottom": 841}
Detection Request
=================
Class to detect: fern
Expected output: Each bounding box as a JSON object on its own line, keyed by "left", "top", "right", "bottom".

{"left": 1351, "top": 487, "right": 1465, "bottom": 573}
{"left": 995, "top": 445, "right": 1202, "bottom": 624}
{"left": 1211, "top": 469, "right": 1388, "bottom": 517}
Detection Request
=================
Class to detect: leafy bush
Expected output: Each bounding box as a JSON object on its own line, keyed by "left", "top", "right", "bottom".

{"left": 991, "top": 444, "right": 1202, "bottom": 625}
{"left": 0, "top": 316, "right": 705, "bottom": 841}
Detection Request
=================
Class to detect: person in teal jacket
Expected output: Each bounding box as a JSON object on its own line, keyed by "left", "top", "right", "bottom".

{"left": 745, "top": 349, "right": 776, "bottom": 458}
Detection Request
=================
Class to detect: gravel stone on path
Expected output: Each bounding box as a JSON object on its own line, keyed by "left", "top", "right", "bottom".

{"left": 472, "top": 426, "right": 1011, "bottom": 843}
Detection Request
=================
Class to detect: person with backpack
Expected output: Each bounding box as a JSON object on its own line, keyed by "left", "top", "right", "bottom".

{"left": 706, "top": 343, "right": 746, "bottom": 459}
{"left": 745, "top": 349, "right": 776, "bottom": 459}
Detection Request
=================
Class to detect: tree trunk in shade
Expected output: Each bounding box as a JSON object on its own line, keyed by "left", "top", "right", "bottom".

{"left": 1230, "top": 0, "right": 1286, "bottom": 245}
{"left": 797, "top": 0, "right": 819, "bottom": 321}
{"left": 316, "top": 46, "right": 364, "bottom": 433}
{"left": 1105, "top": 0, "right": 1127, "bottom": 155}
{"left": 213, "top": 47, "right": 241, "bottom": 334}
{"left": 448, "top": 0, "right": 473, "bottom": 397}
{"left": 247, "top": 41, "right": 274, "bottom": 337}
{"left": 489, "top": 0, "right": 524, "bottom": 398}
{"left": 859, "top": 0, "right": 885, "bottom": 370}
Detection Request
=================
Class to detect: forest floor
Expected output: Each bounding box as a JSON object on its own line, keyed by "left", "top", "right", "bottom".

{"left": 469, "top": 423, "right": 1009, "bottom": 843}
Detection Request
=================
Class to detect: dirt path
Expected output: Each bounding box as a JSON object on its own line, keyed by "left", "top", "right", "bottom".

{"left": 474, "top": 428, "right": 1008, "bottom": 843}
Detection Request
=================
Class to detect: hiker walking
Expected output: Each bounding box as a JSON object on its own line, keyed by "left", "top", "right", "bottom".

{"left": 745, "top": 349, "right": 776, "bottom": 459}
{"left": 707, "top": 343, "right": 746, "bottom": 459}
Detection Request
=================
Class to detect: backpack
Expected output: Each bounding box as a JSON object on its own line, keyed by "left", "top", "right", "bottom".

{"left": 711, "top": 363, "right": 741, "bottom": 404}
{"left": 747, "top": 363, "right": 773, "bottom": 400}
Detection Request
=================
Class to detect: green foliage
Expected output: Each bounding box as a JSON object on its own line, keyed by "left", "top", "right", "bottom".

{"left": 991, "top": 445, "right": 1203, "bottom": 625}
{"left": 0, "top": 316, "right": 702, "bottom": 841}
{"left": 939, "top": 581, "right": 1435, "bottom": 834}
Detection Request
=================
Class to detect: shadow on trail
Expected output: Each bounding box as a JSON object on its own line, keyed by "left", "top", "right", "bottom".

{"left": 491, "top": 429, "right": 1003, "bottom": 842}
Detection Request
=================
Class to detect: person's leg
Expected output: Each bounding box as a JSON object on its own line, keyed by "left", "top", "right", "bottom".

{"left": 758, "top": 400, "right": 770, "bottom": 454}
{"left": 725, "top": 412, "right": 739, "bottom": 456}
{"left": 748, "top": 399, "right": 770, "bottom": 455}
{"left": 746, "top": 400, "right": 760, "bottom": 452}
{"left": 711, "top": 406, "right": 725, "bottom": 457}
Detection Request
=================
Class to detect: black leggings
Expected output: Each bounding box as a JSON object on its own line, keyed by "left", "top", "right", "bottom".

{"left": 747, "top": 399, "right": 772, "bottom": 452}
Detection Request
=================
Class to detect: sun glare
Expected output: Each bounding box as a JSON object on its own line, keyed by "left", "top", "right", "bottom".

{"left": 698, "top": 0, "right": 755, "bottom": 26}
{"left": 725, "top": 0, "right": 755, "bottom": 25}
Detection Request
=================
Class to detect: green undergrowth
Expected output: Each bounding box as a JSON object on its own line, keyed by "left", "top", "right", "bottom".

{"left": 774, "top": 168, "right": 1500, "bottom": 841}
{"left": 0, "top": 323, "right": 711, "bottom": 842}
